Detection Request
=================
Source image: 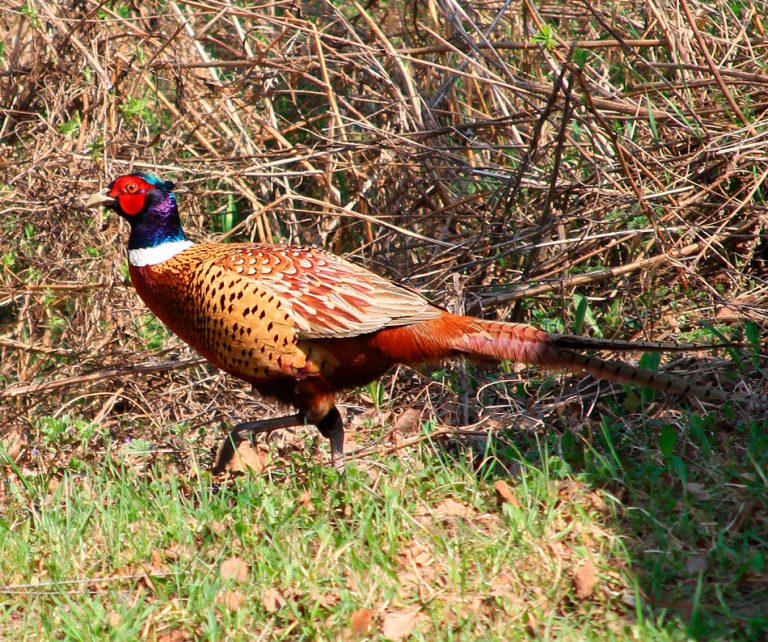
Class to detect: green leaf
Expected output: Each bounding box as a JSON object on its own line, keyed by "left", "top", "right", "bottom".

{"left": 532, "top": 23, "right": 557, "bottom": 50}
{"left": 646, "top": 95, "right": 658, "bottom": 144}
{"left": 638, "top": 351, "right": 661, "bottom": 371}
{"left": 745, "top": 321, "right": 760, "bottom": 350}
{"left": 671, "top": 454, "right": 687, "bottom": 486}
{"left": 573, "top": 292, "right": 588, "bottom": 335}
{"left": 572, "top": 292, "right": 602, "bottom": 336}
{"left": 752, "top": 549, "right": 764, "bottom": 573}
{"left": 659, "top": 424, "right": 676, "bottom": 459}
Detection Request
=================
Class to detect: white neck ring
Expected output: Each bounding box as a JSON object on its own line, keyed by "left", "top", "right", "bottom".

{"left": 128, "top": 240, "right": 194, "bottom": 267}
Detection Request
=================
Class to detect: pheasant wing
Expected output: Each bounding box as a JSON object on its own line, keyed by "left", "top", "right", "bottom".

{"left": 214, "top": 244, "right": 441, "bottom": 339}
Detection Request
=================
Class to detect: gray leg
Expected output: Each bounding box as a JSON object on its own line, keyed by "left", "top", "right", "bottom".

{"left": 316, "top": 407, "right": 345, "bottom": 472}
{"left": 212, "top": 412, "right": 304, "bottom": 474}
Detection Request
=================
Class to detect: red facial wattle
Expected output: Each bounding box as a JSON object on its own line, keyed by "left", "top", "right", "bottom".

{"left": 116, "top": 191, "right": 147, "bottom": 215}
{"left": 108, "top": 176, "right": 154, "bottom": 216}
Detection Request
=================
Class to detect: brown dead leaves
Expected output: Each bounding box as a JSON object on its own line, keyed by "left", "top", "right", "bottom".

{"left": 396, "top": 539, "right": 437, "bottom": 594}
{"left": 298, "top": 489, "right": 315, "bottom": 514}
{"left": 557, "top": 479, "right": 610, "bottom": 516}
{"left": 220, "top": 557, "right": 249, "bottom": 583}
{"left": 216, "top": 589, "right": 246, "bottom": 611}
{"left": 492, "top": 478, "right": 613, "bottom": 604}
{"left": 393, "top": 407, "right": 423, "bottom": 435}
{"left": 343, "top": 607, "right": 425, "bottom": 641}
{"left": 493, "top": 479, "right": 520, "bottom": 508}
{"left": 415, "top": 497, "right": 477, "bottom": 523}
{"left": 155, "top": 629, "right": 192, "bottom": 642}
{"left": 381, "top": 609, "right": 423, "bottom": 640}
{"left": 573, "top": 559, "right": 598, "bottom": 599}
{"left": 217, "top": 440, "right": 270, "bottom": 474}
{"left": 348, "top": 608, "right": 375, "bottom": 636}
{"left": 0, "top": 427, "right": 25, "bottom": 462}
{"left": 261, "top": 587, "right": 286, "bottom": 613}
{"left": 216, "top": 557, "right": 249, "bottom": 611}
{"left": 433, "top": 497, "right": 475, "bottom": 520}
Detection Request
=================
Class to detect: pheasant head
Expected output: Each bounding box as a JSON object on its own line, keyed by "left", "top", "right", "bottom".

{"left": 86, "top": 173, "right": 191, "bottom": 266}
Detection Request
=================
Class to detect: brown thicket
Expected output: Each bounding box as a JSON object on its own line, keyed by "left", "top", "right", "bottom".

{"left": 1, "top": 0, "right": 765, "bottom": 468}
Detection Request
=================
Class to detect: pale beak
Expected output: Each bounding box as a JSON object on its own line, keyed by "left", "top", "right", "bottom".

{"left": 84, "top": 191, "right": 116, "bottom": 209}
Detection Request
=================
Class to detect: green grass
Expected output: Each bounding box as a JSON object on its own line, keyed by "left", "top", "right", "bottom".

{"left": 0, "top": 408, "right": 765, "bottom": 640}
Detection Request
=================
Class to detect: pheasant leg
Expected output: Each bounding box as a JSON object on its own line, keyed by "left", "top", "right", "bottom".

{"left": 316, "top": 407, "right": 345, "bottom": 472}
{"left": 213, "top": 412, "right": 305, "bottom": 474}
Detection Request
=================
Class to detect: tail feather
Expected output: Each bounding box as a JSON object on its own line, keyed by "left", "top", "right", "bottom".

{"left": 558, "top": 350, "right": 729, "bottom": 403}
{"left": 449, "top": 317, "right": 732, "bottom": 403}
{"left": 551, "top": 333, "right": 741, "bottom": 353}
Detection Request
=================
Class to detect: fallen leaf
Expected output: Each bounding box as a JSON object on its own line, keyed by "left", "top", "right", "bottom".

{"left": 673, "top": 598, "right": 694, "bottom": 619}
{"left": 393, "top": 407, "right": 422, "bottom": 435}
{"left": 493, "top": 479, "right": 520, "bottom": 508}
{"left": 220, "top": 557, "right": 249, "bottom": 583}
{"left": 223, "top": 440, "right": 269, "bottom": 474}
{"left": 587, "top": 491, "right": 610, "bottom": 514}
{"left": 526, "top": 611, "right": 541, "bottom": 638}
{"left": 150, "top": 549, "right": 169, "bottom": 574}
{"left": 298, "top": 490, "right": 315, "bottom": 513}
{"left": 346, "top": 574, "right": 361, "bottom": 593}
{"left": 557, "top": 479, "right": 585, "bottom": 502}
{"left": 389, "top": 429, "right": 406, "bottom": 454}
{"left": 574, "top": 559, "right": 597, "bottom": 599}
{"left": 396, "top": 540, "right": 436, "bottom": 591}
{"left": 398, "top": 541, "right": 434, "bottom": 569}
{"left": 715, "top": 295, "right": 762, "bottom": 322}
{"left": 349, "top": 608, "right": 375, "bottom": 635}
{"left": 309, "top": 589, "right": 340, "bottom": 608}
{"left": 261, "top": 587, "right": 285, "bottom": 613}
{"left": 0, "top": 427, "right": 25, "bottom": 462}
{"left": 156, "top": 630, "right": 189, "bottom": 642}
{"left": 47, "top": 476, "right": 61, "bottom": 493}
{"left": 209, "top": 519, "right": 228, "bottom": 534}
{"left": 548, "top": 540, "right": 568, "bottom": 559}
{"left": 217, "top": 589, "right": 245, "bottom": 610}
{"left": 433, "top": 498, "right": 475, "bottom": 520}
{"left": 397, "top": 542, "right": 436, "bottom": 590}
{"left": 136, "top": 567, "right": 156, "bottom": 592}
{"left": 381, "top": 610, "right": 419, "bottom": 640}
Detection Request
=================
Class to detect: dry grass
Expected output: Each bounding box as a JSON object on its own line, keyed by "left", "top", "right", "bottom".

{"left": 2, "top": 0, "right": 766, "bottom": 436}
{"left": 1, "top": 0, "right": 767, "bottom": 638}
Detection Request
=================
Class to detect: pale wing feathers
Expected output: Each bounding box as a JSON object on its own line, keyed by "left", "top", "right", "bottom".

{"left": 211, "top": 243, "right": 441, "bottom": 339}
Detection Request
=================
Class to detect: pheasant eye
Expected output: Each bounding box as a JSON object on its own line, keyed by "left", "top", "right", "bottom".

{"left": 124, "top": 183, "right": 138, "bottom": 194}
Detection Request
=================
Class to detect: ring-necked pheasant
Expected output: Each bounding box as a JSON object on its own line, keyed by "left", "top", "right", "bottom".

{"left": 86, "top": 173, "right": 738, "bottom": 471}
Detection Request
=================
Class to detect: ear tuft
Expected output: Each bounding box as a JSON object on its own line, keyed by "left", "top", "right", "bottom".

{"left": 164, "top": 180, "right": 176, "bottom": 191}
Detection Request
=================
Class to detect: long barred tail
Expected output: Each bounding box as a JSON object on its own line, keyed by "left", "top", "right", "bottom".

{"left": 550, "top": 333, "right": 741, "bottom": 353}
{"left": 448, "top": 318, "right": 732, "bottom": 403}
{"left": 554, "top": 350, "right": 730, "bottom": 402}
